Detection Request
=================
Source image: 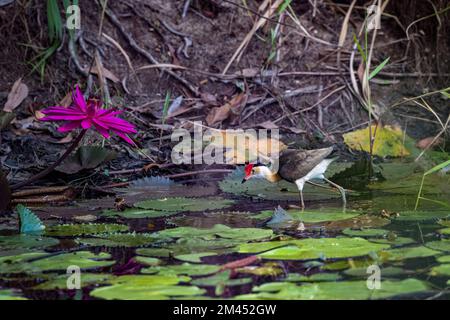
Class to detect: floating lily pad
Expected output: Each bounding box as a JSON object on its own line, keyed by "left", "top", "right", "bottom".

{"left": 285, "top": 272, "right": 342, "bottom": 282}
{"left": 77, "top": 232, "right": 157, "bottom": 247}
{"left": 174, "top": 252, "right": 218, "bottom": 263}
{"left": 425, "top": 239, "right": 450, "bottom": 252}
{"left": 237, "top": 262, "right": 283, "bottom": 276}
{"left": 429, "top": 264, "right": 450, "bottom": 277}
{"left": 0, "top": 235, "right": 59, "bottom": 256}
{"left": 191, "top": 270, "right": 252, "bottom": 287}
{"left": 0, "top": 251, "right": 115, "bottom": 274}
{"left": 45, "top": 223, "right": 129, "bottom": 236}
{"left": 236, "top": 279, "right": 429, "bottom": 299}
{"left": 219, "top": 167, "right": 340, "bottom": 201}
{"left": 135, "top": 248, "right": 173, "bottom": 258}
{"left": 0, "top": 289, "right": 27, "bottom": 300}
{"left": 142, "top": 263, "right": 220, "bottom": 277}
{"left": 380, "top": 246, "right": 441, "bottom": 261}
{"left": 438, "top": 228, "right": 450, "bottom": 235}
{"left": 321, "top": 214, "right": 391, "bottom": 232}
{"left": 89, "top": 274, "right": 204, "bottom": 300}
{"left": 369, "top": 173, "right": 450, "bottom": 196}
{"left": 33, "top": 273, "right": 115, "bottom": 290}
{"left": 156, "top": 224, "right": 273, "bottom": 242}
{"left": 102, "top": 208, "right": 179, "bottom": 219}
{"left": 134, "top": 256, "right": 163, "bottom": 266}
{"left": 343, "top": 266, "right": 405, "bottom": 278}
{"left": 135, "top": 197, "right": 234, "bottom": 212}
{"left": 368, "top": 237, "right": 416, "bottom": 247}
{"left": 239, "top": 237, "right": 389, "bottom": 261}
{"left": 255, "top": 208, "right": 362, "bottom": 223}
{"left": 342, "top": 228, "right": 388, "bottom": 237}
{"left": 167, "top": 238, "right": 241, "bottom": 255}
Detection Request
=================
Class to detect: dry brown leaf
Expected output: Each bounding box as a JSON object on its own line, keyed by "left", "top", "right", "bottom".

{"left": 259, "top": 120, "right": 279, "bottom": 129}
{"left": 4, "top": 78, "right": 29, "bottom": 112}
{"left": 59, "top": 91, "right": 73, "bottom": 107}
{"left": 34, "top": 110, "right": 45, "bottom": 120}
{"left": 55, "top": 133, "right": 74, "bottom": 144}
{"left": 206, "top": 93, "right": 247, "bottom": 126}
{"left": 86, "top": 65, "right": 120, "bottom": 83}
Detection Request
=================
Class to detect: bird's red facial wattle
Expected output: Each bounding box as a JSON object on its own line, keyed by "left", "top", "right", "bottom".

{"left": 242, "top": 163, "right": 254, "bottom": 183}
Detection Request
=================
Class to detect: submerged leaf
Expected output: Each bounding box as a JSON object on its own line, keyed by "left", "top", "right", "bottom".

{"left": 142, "top": 263, "right": 220, "bottom": 277}
{"left": 236, "top": 279, "right": 429, "bottom": 299}
{"left": 77, "top": 232, "right": 157, "bottom": 247}
{"left": 45, "top": 223, "right": 129, "bottom": 236}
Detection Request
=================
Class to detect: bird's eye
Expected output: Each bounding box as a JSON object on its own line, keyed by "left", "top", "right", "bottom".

{"left": 251, "top": 169, "right": 255, "bottom": 174}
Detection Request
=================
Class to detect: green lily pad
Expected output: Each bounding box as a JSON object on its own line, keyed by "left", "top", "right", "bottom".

{"left": 219, "top": 168, "right": 341, "bottom": 201}
{"left": 343, "top": 266, "right": 405, "bottom": 278}
{"left": 437, "top": 255, "right": 450, "bottom": 263}
{"left": 142, "top": 263, "right": 220, "bottom": 277}
{"left": 102, "top": 208, "right": 179, "bottom": 219}
{"left": 236, "top": 279, "right": 429, "bottom": 299}
{"left": 33, "top": 273, "right": 115, "bottom": 290}
{"left": 134, "top": 256, "right": 163, "bottom": 266}
{"left": 239, "top": 237, "right": 389, "bottom": 261}
{"left": 89, "top": 274, "right": 204, "bottom": 300}
{"left": 254, "top": 209, "right": 362, "bottom": 223}
{"left": 0, "top": 235, "right": 59, "bottom": 256}
{"left": 135, "top": 197, "right": 234, "bottom": 212}
{"left": 135, "top": 248, "right": 173, "bottom": 258}
{"left": 77, "top": 232, "right": 157, "bottom": 247}
{"left": 45, "top": 223, "right": 129, "bottom": 236}
{"left": 368, "top": 237, "right": 416, "bottom": 247}
{"left": 285, "top": 273, "right": 342, "bottom": 282}
{"left": 393, "top": 210, "right": 450, "bottom": 222}
{"left": 157, "top": 224, "right": 273, "bottom": 242}
{"left": 237, "top": 262, "right": 283, "bottom": 276}
{"left": 425, "top": 239, "right": 450, "bottom": 252}
{"left": 0, "top": 289, "right": 27, "bottom": 300}
{"left": 0, "top": 251, "right": 115, "bottom": 274}
{"left": 380, "top": 246, "right": 441, "bottom": 261}
{"left": 174, "top": 252, "right": 218, "bottom": 263}
{"left": 438, "top": 228, "right": 450, "bottom": 235}
{"left": 342, "top": 228, "right": 388, "bottom": 237}
{"left": 167, "top": 238, "right": 241, "bottom": 255}
{"left": 369, "top": 173, "right": 450, "bottom": 196}
{"left": 191, "top": 270, "right": 252, "bottom": 287}
{"left": 429, "top": 264, "right": 450, "bottom": 277}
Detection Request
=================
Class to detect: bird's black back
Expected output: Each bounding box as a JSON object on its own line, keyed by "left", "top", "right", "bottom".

{"left": 277, "top": 147, "right": 334, "bottom": 182}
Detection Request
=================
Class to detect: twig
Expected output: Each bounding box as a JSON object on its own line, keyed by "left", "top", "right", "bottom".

{"left": 103, "top": 7, "right": 198, "bottom": 95}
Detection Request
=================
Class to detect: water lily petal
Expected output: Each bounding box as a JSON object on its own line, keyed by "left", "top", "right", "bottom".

{"left": 94, "top": 124, "right": 111, "bottom": 139}
{"left": 81, "top": 119, "right": 92, "bottom": 129}
{"left": 113, "top": 130, "right": 135, "bottom": 145}
{"left": 72, "top": 85, "right": 87, "bottom": 112}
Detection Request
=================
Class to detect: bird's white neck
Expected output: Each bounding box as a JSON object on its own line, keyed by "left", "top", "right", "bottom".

{"left": 255, "top": 166, "right": 281, "bottom": 183}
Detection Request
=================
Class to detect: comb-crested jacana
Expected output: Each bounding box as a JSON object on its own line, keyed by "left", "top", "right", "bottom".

{"left": 242, "top": 147, "right": 346, "bottom": 209}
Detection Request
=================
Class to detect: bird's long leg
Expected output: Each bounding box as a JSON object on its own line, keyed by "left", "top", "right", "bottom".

{"left": 295, "top": 179, "right": 306, "bottom": 210}
{"left": 299, "top": 190, "right": 305, "bottom": 210}
{"left": 323, "top": 177, "right": 347, "bottom": 211}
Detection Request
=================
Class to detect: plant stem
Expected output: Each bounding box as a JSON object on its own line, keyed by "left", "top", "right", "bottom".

{"left": 11, "top": 130, "right": 87, "bottom": 191}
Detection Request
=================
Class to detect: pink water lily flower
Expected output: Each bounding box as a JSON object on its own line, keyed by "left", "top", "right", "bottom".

{"left": 41, "top": 85, "right": 137, "bottom": 144}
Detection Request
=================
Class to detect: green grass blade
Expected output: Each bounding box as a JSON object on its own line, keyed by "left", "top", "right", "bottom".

{"left": 368, "top": 57, "right": 390, "bottom": 80}
{"left": 424, "top": 159, "right": 450, "bottom": 175}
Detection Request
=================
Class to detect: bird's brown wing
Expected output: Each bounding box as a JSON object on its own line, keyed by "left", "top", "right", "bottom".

{"left": 277, "top": 147, "right": 334, "bottom": 182}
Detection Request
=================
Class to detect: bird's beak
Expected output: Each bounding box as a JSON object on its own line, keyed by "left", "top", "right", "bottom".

{"left": 241, "top": 178, "right": 248, "bottom": 184}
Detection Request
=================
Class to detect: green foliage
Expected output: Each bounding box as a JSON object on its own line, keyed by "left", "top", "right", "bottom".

{"left": 77, "top": 232, "right": 157, "bottom": 247}
{"left": 135, "top": 197, "right": 234, "bottom": 212}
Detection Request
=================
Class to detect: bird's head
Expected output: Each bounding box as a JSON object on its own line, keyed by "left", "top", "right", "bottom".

{"left": 242, "top": 163, "right": 268, "bottom": 183}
